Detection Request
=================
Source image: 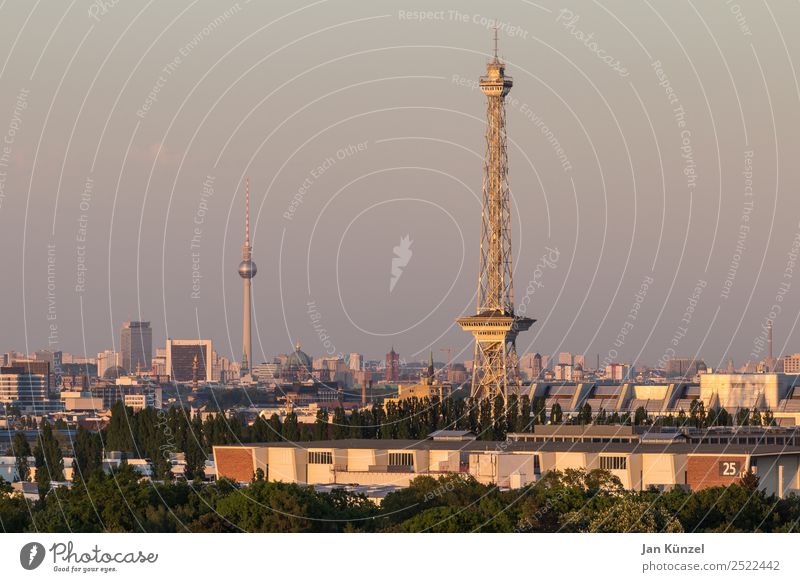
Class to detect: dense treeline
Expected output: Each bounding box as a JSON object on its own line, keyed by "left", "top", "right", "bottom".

{"left": 2, "top": 466, "right": 799, "bottom": 532}
{"left": 25, "top": 395, "right": 772, "bottom": 493}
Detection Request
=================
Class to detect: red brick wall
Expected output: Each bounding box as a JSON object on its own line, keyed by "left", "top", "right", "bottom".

{"left": 687, "top": 455, "right": 746, "bottom": 491}
{"left": 215, "top": 447, "right": 255, "bottom": 483}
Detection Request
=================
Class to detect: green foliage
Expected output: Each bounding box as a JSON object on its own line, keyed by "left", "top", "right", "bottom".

{"left": 11, "top": 432, "right": 31, "bottom": 482}
{"left": 73, "top": 425, "right": 102, "bottom": 479}
{"left": 33, "top": 420, "right": 64, "bottom": 498}
{"left": 0, "top": 462, "right": 799, "bottom": 532}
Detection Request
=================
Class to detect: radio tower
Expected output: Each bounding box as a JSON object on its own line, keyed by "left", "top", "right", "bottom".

{"left": 458, "top": 31, "right": 534, "bottom": 402}
{"left": 238, "top": 178, "right": 257, "bottom": 375}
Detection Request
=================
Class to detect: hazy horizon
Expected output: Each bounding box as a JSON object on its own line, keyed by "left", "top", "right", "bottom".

{"left": 1, "top": 1, "right": 799, "bottom": 369}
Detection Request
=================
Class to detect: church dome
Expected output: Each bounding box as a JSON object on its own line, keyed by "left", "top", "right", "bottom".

{"left": 286, "top": 343, "right": 311, "bottom": 369}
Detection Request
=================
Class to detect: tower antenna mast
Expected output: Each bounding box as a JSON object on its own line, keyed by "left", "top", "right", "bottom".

{"left": 457, "top": 33, "right": 534, "bottom": 403}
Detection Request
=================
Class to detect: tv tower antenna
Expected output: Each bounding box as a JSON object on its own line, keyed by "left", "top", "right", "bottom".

{"left": 238, "top": 177, "right": 257, "bottom": 375}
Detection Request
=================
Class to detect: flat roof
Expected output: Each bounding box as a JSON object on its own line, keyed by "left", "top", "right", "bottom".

{"left": 215, "top": 439, "right": 800, "bottom": 456}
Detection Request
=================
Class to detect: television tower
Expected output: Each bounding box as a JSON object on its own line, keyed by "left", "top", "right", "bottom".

{"left": 238, "top": 178, "right": 257, "bottom": 375}
{"left": 458, "top": 32, "right": 534, "bottom": 402}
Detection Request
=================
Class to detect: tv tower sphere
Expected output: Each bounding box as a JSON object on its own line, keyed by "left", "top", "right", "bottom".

{"left": 238, "top": 259, "right": 257, "bottom": 278}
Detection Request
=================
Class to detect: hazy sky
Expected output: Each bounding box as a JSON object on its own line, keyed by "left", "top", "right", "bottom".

{"left": 1, "top": 0, "right": 799, "bottom": 369}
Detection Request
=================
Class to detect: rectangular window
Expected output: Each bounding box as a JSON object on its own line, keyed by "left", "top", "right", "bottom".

{"left": 599, "top": 456, "right": 627, "bottom": 470}
{"left": 388, "top": 452, "right": 414, "bottom": 467}
{"left": 308, "top": 451, "right": 333, "bottom": 464}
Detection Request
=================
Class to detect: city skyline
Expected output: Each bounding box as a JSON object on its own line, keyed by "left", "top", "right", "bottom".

{"left": 3, "top": 1, "right": 800, "bottom": 549}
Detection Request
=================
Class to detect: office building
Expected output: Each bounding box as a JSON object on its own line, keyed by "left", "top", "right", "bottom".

{"left": 121, "top": 321, "right": 152, "bottom": 374}
{"left": 97, "top": 350, "right": 121, "bottom": 378}
{"left": 349, "top": 353, "right": 363, "bottom": 371}
{"left": 166, "top": 339, "right": 212, "bottom": 382}
{"left": 0, "top": 369, "right": 49, "bottom": 413}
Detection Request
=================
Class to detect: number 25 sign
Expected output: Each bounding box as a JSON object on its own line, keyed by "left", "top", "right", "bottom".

{"left": 719, "top": 460, "right": 741, "bottom": 477}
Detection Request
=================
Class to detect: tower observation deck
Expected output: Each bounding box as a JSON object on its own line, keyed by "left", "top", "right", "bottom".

{"left": 457, "top": 34, "right": 534, "bottom": 402}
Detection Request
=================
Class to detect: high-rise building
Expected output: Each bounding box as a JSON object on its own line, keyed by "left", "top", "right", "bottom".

{"left": 783, "top": 354, "right": 800, "bottom": 374}
{"left": 166, "top": 339, "right": 213, "bottom": 383}
{"left": 519, "top": 353, "right": 543, "bottom": 381}
{"left": 96, "top": 350, "right": 121, "bottom": 378}
{"left": 121, "top": 321, "right": 152, "bottom": 374}
{"left": 457, "top": 34, "right": 533, "bottom": 401}
{"left": 349, "top": 352, "right": 363, "bottom": 371}
{"left": 605, "top": 363, "right": 630, "bottom": 382}
{"left": 385, "top": 347, "right": 400, "bottom": 382}
{"left": 665, "top": 358, "right": 703, "bottom": 378}
{"left": 0, "top": 369, "right": 49, "bottom": 413}
{"left": 252, "top": 361, "right": 280, "bottom": 382}
{"left": 238, "top": 178, "right": 257, "bottom": 375}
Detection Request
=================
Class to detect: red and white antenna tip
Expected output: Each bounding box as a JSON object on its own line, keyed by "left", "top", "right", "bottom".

{"left": 245, "top": 177, "right": 250, "bottom": 245}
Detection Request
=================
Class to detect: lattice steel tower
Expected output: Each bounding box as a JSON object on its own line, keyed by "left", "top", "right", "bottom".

{"left": 458, "top": 33, "right": 534, "bottom": 402}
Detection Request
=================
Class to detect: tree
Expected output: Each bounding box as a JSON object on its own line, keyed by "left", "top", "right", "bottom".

{"left": 348, "top": 410, "right": 363, "bottom": 439}
{"left": 314, "top": 409, "right": 329, "bottom": 440}
{"left": 739, "top": 470, "right": 759, "bottom": 491}
{"left": 580, "top": 495, "right": 683, "bottom": 533}
{"left": 735, "top": 407, "right": 750, "bottom": 427}
{"left": 518, "top": 395, "right": 532, "bottom": 432}
{"left": 492, "top": 396, "right": 507, "bottom": 440}
{"left": 106, "top": 401, "right": 136, "bottom": 452}
{"left": 11, "top": 432, "right": 31, "bottom": 482}
{"left": 633, "top": 406, "right": 648, "bottom": 426}
{"left": 267, "top": 413, "right": 283, "bottom": 442}
{"left": 73, "top": 425, "right": 102, "bottom": 479}
{"left": 478, "top": 398, "right": 493, "bottom": 439}
{"left": 282, "top": 411, "right": 300, "bottom": 441}
{"left": 332, "top": 408, "right": 348, "bottom": 439}
{"left": 550, "top": 402, "right": 563, "bottom": 424}
{"left": 33, "top": 420, "right": 64, "bottom": 498}
{"left": 578, "top": 403, "right": 593, "bottom": 425}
